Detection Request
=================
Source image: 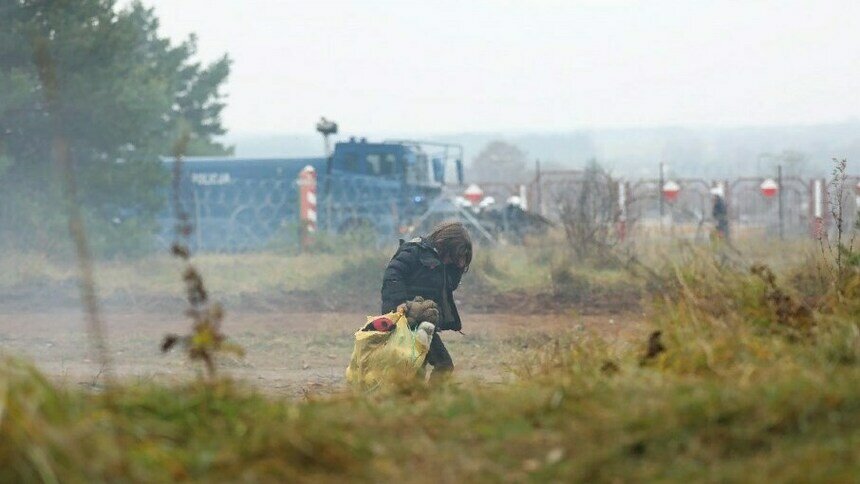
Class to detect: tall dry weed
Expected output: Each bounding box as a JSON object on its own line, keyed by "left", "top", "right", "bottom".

{"left": 160, "top": 128, "right": 243, "bottom": 377}
{"left": 31, "top": 32, "right": 113, "bottom": 387}
{"left": 818, "top": 158, "right": 858, "bottom": 296}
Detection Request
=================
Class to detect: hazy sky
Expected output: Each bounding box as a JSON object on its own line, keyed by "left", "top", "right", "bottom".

{"left": 129, "top": 0, "right": 860, "bottom": 136}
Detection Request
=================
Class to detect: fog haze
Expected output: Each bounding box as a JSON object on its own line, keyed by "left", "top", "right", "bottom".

{"left": 133, "top": 0, "right": 860, "bottom": 136}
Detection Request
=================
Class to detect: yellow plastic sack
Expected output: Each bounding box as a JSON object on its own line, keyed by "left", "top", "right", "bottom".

{"left": 345, "top": 308, "right": 431, "bottom": 389}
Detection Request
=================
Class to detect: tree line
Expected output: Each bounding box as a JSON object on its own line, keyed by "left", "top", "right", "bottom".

{"left": 0, "top": 0, "right": 230, "bottom": 256}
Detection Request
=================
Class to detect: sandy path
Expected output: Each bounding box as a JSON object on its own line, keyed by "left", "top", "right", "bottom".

{"left": 0, "top": 308, "right": 645, "bottom": 396}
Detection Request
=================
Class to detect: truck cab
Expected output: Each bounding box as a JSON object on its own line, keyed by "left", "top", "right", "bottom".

{"left": 322, "top": 138, "right": 453, "bottom": 235}
{"left": 330, "top": 137, "right": 440, "bottom": 188}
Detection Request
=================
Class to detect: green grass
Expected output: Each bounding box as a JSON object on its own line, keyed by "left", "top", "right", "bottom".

{"left": 2, "top": 248, "right": 859, "bottom": 482}
{"left": 471, "top": 246, "right": 554, "bottom": 292}
{"left": 470, "top": 242, "right": 640, "bottom": 293}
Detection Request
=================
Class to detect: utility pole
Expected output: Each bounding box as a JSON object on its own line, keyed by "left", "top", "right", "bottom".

{"left": 315, "top": 117, "right": 338, "bottom": 231}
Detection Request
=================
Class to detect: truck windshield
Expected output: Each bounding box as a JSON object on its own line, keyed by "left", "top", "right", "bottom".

{"left": 366, "top": 153, "right": 397, "bottom": 176}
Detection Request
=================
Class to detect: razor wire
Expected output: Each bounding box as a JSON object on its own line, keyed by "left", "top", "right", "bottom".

{"left": 172, "top": 173, "right": 406, "bottom": 252}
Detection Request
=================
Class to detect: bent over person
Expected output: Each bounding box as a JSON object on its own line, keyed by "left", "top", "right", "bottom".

{"left": 381, "top": 221, "right": 472, "bottom": 382}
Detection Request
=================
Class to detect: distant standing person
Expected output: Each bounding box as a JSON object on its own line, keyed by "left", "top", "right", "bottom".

{"left": 711, "top": 186, "right": 729, "bottom": 240}
{"left": 381, "top": 221, "right": 472, "bottom": 382}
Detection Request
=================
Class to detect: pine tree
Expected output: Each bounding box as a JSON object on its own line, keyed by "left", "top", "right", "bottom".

{"left": 0, "top": 0, "right": 232, "bottom": 255}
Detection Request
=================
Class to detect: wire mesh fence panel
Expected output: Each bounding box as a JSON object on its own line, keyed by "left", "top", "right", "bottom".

{"left": 164, "top": 172, "right": 406, "bottom": 252}
{"left": 820, "top": 175, "right": 860, "bottom": 239}
{"left": 728, "top": 177, "right": 810, "bottom": 239}
{"left": 186, "top": 177, "right": 299, "bottom": 252}
{"left": 781, "top": 178, "right": 814, "bottom": 237}
{"left": 847, "top": 176, "right": 860, "bottom": 233}
{"left": 626, "top": 179, "right": 711, "bottom": 239}
{"left": 526, "top": 171, "right": 587, "bottom": 223}
{"left": 322, "top": 173, "right": 403, "bottom": 236}
{"left": 515, "top": 169, "right": 860, "bottom": 242}
{"left": 628, "top": 179, "right": 661, "bottom": 227}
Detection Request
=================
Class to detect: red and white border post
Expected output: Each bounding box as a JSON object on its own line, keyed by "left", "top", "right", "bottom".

{"left": 298, "top": 165, "right": 317, "bottom": 250}
{"left": 811, "top": 178, "right": 825, "bottom": 239}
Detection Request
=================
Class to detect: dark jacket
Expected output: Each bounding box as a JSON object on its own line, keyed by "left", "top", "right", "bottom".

{"left": 380, "top": 238, "right": 464, "bottom": 331}
{"left": 712, "top": 195, "right": 729, "bottom": 236}
{"left": 712, "top": 196, "right": 727, "bottom": 220}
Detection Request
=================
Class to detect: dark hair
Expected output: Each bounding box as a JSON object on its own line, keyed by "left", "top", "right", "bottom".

{"left": 427, "top": 221, "right": 472, "bottom": 270}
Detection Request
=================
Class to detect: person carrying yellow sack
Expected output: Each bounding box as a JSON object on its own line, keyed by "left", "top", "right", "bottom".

{"left": 380, "top": 221, "right": 472, "bottom": 382}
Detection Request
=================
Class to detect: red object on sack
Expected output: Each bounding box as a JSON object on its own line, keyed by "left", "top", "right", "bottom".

{"left": 371, "top": 317, "right": 395, "bottom": 332}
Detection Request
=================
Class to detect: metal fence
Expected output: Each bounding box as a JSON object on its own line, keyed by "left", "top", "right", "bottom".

{"left": 165, "top": 168, "right": 860, "bottom": 251}
{"left": 165, "top": 172, "right": 405, "bottom": 252}
{"left": 474, "top": 170, "right": 860, "bottom": 241}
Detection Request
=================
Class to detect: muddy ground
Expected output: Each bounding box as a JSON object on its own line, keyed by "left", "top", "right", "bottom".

{"left": 0, "top": 307, "right": 646, "bottom": 396}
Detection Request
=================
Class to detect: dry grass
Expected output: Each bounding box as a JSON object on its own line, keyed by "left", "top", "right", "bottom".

{"left": 0, "top": 233, "right": 821, "bottom": 299}
{"left": 0, "top": 251, "right": 367, "bottom": 298}
{"left": 1, "top": 244, "right": 858, "bottom": 482}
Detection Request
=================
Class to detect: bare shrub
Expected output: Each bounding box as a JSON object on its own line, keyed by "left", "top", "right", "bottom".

{"left": 550, "top": 265, "right": 589, "bottom": 302}
{"left": 556, "top": 160, "right": 632, "bottom": 264}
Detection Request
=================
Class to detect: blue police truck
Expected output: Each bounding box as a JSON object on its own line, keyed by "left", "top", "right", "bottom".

{"left": 163, "top": 137, "right": 464, "bottom": 252}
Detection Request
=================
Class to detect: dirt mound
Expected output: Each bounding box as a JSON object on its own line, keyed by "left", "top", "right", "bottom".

{"left": 459, "top": 287, "right": 641, "bottom": 315}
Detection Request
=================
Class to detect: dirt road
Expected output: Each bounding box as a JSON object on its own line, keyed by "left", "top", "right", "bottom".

{"left": 0, "top": 308, "right": 644, "bottom": 396}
